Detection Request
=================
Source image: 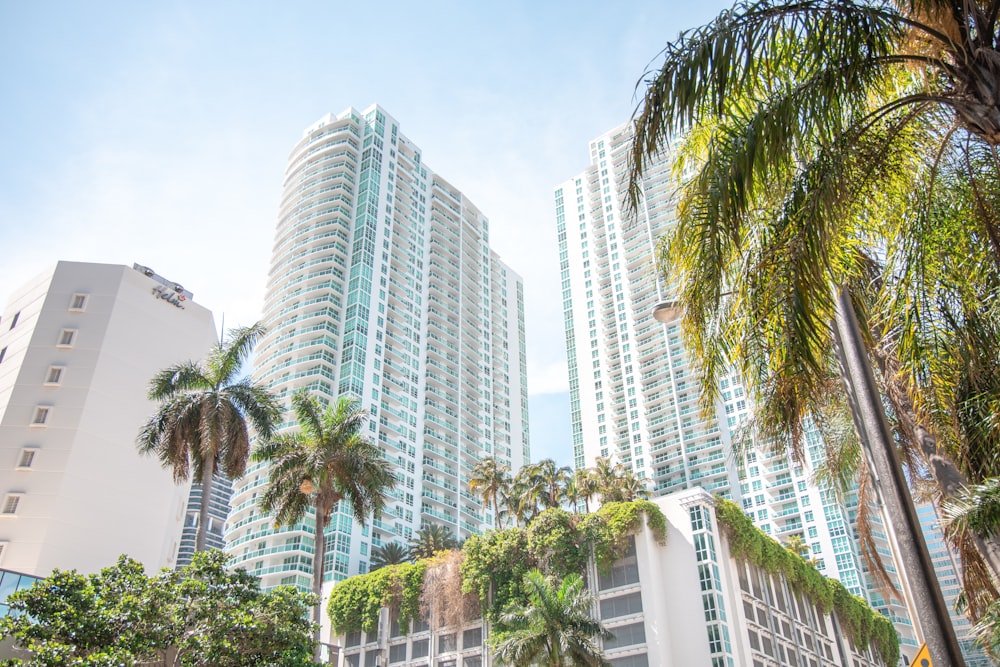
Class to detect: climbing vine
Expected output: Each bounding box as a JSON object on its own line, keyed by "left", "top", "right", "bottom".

{"left": 460, "top": 528, "right": 535, "bottom": 624}
{"left": 327, "top": 560, "right": 426, "bottom": 634}
{"left": 581, "top": 500, "right": 668, "bottom": 572}
{"left": 329, "top": 501, "right": 667, "bottom": 634}
{"left": 715, "top": 497, "right": 899, "bottom": 666}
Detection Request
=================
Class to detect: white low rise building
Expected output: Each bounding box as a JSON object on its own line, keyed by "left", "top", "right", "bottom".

{"left": 335, "top": 489, "right": 896, "bottom": 667}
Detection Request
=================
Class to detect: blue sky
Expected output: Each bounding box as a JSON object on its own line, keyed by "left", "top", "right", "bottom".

{"left": 0, "top": 1, "right": 732, "bottom": 467}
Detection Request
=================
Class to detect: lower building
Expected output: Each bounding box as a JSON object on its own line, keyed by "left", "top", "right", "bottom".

{"left": 335, "top": 488, "right": 897, "bottom": 667}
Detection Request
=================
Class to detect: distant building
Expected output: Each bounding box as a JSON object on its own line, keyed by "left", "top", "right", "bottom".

{"left": 226, "top": 105, "right": 529, "bottom": 596}
{"left": 916, "top": 502, "right": 992, "bottom": 666}
{"left": 335, "top": 489, "right": 895, "bottom": 667}
{"left": 0, "top": 261, "right": 217, "bottom": 575}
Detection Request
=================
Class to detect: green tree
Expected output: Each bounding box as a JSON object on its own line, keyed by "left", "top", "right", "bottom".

{"left": 0, "top": 551, "right": 318, "bottom": 667}
{"left": 137, "top": 322, "right": 280, "bottom": 552}
{"left": 469, "top": 457, "right": 512, "bottom": 529}
{"left": 369, "top": 542, "right": 410, "bottom": 570}
{"left": 492, "top": 569, "right": 611, "bottom": 667}
{"left": 254, "top": 391, "right": 395, "bottom": 660}
{"left": 629, "top": 0, "right": 1000, "bottom": 610}
{"left": 172, "top": 551, "right": 317, "bottom": 666}
{"left": 409, "top": 524, "right": 459, "bottom": 560}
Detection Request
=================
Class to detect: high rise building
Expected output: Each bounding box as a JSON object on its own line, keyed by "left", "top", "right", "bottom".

{"left": 916, "top": 502, "right": 992, "bottom": 666}
{"left": 555, "top": 122, "right": 738, "bottom": 493}
{"left": 0, "top": 261, "right": 218, "bottom": 575}
{"left": 226, "top": 105, "right": 529, "bottom": 595}
{"left": 554, "top": 123, "right": 931, "bottom": 660}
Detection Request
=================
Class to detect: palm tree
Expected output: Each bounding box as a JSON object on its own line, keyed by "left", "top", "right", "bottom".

{"left": 408, "top": 523, "right": 459, "bottom": 560}
{"left": 510, "top": 465, "right": 543, "bottom": 526}
{"left": 138, "top": 322, "right": 280, "bottom": 552}
{"left": 566, "top": 469, "right": 599, "bottom": 514}
{"left": 469, "top": 457, "right": 512, "bottom": 529}
{"left": 370, "top": 542, "right": 410, "bottom": 570}
{"left": 532, "top": 459, "right": 573, "bottom": 510}
{"left": 589, "top": 457, "right": 646, "bottom": 505}
{"left": 493, "top": 569, "right": 611, "bottom": 667}
{"left": 629, "top": 0, "right": 1000, "bottom": 615}
{"left": 254, "top": 390, "right": 395, "bottom": 659}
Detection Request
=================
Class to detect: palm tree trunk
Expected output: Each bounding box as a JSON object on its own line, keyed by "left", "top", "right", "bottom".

{"left": 493, "top": 490, "right": 501, "bottom": 530}
{"left": 195, "top": 457, "right": 215, "bottom": 553}
{"left": 313, "top": 504, "right": 327, "bottom": 663}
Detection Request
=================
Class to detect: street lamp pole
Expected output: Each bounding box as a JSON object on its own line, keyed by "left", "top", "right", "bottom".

{"left": 653, "top": 290, "right": 966, "bottom": 665}
{"left": 831, "top": 286, "right": 965, "bottom": 667}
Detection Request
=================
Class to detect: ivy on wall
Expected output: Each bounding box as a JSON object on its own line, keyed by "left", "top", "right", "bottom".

{"left": 329, "top": 500, "right": 668, "bottom": 631}
{"left": 327, "top": 560, "right": 426, "bottom": 634}
{"left": 714, "top": 497, "right": 899, "bottom": 666}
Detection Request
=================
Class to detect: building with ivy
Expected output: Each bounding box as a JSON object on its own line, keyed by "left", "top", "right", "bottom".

{"left": 333, "top": 490, "right": 897, "bottom": 667}
{"left": 226, "top": 105, "right": 529, "bottom": 594}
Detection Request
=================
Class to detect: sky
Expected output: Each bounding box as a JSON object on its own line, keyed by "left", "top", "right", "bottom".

{"left": 0, "top": 0, "right": 732, "bottom": 467}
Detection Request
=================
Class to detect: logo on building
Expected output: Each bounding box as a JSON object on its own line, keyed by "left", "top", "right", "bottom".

{"left": 152, "top": 285, "right": 186, "bottom": 309}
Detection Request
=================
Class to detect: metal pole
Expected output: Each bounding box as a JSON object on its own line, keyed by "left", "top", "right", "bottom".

{"left": 831, "top": 286, "right": 964, "bottom": 667}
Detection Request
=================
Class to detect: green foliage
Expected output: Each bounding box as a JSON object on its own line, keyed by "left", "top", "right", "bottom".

{"left": 715, "top": 498, "right": 898, "bottom": 665}
{"left": 460, "top": 529, "right": 535, "bottom": 625}
{"left": 328, "top": 500, "right": 668, "bottom": 637}
{"left": 526, "top": 509, "right": 586, "bottom": 580}
{"left": 582, "top": 500, "right": 667, "bottom": 573}
{"left": 491, "top": 570, "right": 611, "bottom": 667}
{"left": 0, "top": 551, "right": 318, "bottom": 667}
{"left": 327, "top": 561, "right": 427, "bottom": 634}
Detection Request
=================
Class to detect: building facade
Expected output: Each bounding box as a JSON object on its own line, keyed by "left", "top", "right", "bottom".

{"left": 0, "top": 261, "right": 218, "bottom": 575}
{"left": 336, "top": 489, "right": 894, "bottom": 667}
{"left": 226, "top": 105, "right": 529, "bottom": 595}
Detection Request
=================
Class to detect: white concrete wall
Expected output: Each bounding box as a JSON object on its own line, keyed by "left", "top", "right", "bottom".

{"left": 0, "top": 261, "right": 217, "bottom": 575}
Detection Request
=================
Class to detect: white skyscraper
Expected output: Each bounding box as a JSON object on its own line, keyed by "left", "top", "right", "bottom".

{"left": 226, "top": 105, "right": 529, "bottom": 595}
{"left": 555, "top": 122, "right": 739, "bottom": 495}
{"left": 0, "top": 261, "right": 218, "bottom": 575}
{"left": 555, "top": 122, "right": 930, "bottom": 660}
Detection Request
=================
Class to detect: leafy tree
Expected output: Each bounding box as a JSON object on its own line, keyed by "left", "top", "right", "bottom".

{"left": 137, "top": 322, "right": 280, "bottom": 552}
{"left": 469, "top": 457, "right": 512, "bottom": 529}
{"left": 409, "top": 524, "right": 459, "bottom": 560}
{"left": 254, "top": 391, "right": 395, "bottom": 660}
{"left": 492, "top": 570, "right": 611, "bottom": 667}
{"left": 369, "top": 542, "right": 410, "bottom": 570}
{"left": 629, "top": 0, "right": 1000, "bottom": 612}
{"left": 172, "top": 551, "right": 317, "bottom": 666}
{"left": 0, "top": 551, "right": 318, "bottom": 667}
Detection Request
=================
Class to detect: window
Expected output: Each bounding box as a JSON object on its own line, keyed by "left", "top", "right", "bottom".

{"left": 44, "top": 366, "right": 64, "bottom": 386}
{"left": 69, "top": 294, "right": 88, "bottom": 311}
{"left": 8, "top": 312, "right": 19, "bottom": 330}
{"left": 0, "top": 347, "right": 6, "bottom": 364}
{"left": 1, "top": 494, "right": 22, "bottom": 515}
{"left": 57, "top": 329, "right": 77, "bottom": 347}
{"left": 16, "top": 448, "right": 37, "bottom": 469}
{"left": 31, "top": 407, "right": 50, "bottom": 426}
{"left": 604, "top": 622, "right": 646, "bottom": 649}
